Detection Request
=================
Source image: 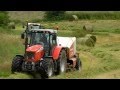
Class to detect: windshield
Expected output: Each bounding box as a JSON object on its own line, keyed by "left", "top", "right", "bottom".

{"left": 32, "top": 25, "right": 40, "bottom": 29}
{"left": 28, "top": 25, "right": 40, "bottom": 30}
{"left": 29, "top": 32, "right": 49, "bottom": 46}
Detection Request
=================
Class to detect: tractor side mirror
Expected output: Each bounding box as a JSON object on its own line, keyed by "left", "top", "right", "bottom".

{"left": 21, "top": 33, "right": 25, "bottom": 39}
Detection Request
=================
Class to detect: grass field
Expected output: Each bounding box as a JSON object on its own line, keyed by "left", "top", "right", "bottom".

{"left": 8, "top": 11, "right": 45, "bottom": 21}
{"left": 8, "top": 11, "right": 120, "bottom": 22}
{"left": 0, "top": 20, "right": 120, "bottom": 79}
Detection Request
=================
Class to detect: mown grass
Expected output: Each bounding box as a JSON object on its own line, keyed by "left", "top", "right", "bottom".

{"left": 65, "top": 11, "right": 120, "bottom": 20}
{"left": 0, "top": 28, "right": 24, "bottom": 77}
{"left": 94, "top": 69, "right": 120, "bottom": 79}
{"left": 0, "top": 20, "right": 120, "bottom": 79}
{"left": 51, "top": 34, "right": 120, "bottom": 79}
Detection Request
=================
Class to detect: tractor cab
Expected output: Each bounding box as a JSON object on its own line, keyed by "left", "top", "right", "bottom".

{"left": 21, "top": 29, "right": 57, "bottom": 57}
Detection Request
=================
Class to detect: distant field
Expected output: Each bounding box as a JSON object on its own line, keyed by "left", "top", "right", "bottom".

{"left": 8, "top": 11, "right": 45, "bottom": 21}
{"left": 0, "top": 20, "right": 120, "bottom": 79}
{"left": 8, "top": 11, "right": 120, "bottom": 22}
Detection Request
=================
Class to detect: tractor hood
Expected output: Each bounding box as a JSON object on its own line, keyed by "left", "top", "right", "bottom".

{"left": 26, "top": 45, "right": 43, "bottom": 52}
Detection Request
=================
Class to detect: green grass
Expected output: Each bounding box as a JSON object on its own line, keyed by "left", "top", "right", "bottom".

{"left": 0, "top": 20, "right": 120, "bottom": 79}
{"left": 8, "top": 11, "right": 44, "bottom": 22}
{"left": 6, "top": 73, "right": 33, "bottom": 79}
{"left": 94, "top": 69, "right": 120, "bottom": 79}
{"left": 0, "top": 30, "right": 24, "bottom": 77}
{"left": 51, "top": 34, "right": 120, "bottom": 79}
{"left": 66, "top": 11, "right": 120, "bottom": 20}
{"left": 50, "top": 20, "right": 120, "bottom": 79}
{"left": 8, "top": 11, "right": 120, "bottom": 21}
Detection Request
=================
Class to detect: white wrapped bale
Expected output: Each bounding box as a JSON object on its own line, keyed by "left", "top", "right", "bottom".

{"left": 72, "top": 15, "right": 78, "bottom": 20}
{"left": 85, "top": 34, "right": 97, "bottom": 43}
{"left": 77, "top": 37, "right": 95, "bottom": 47}
{"left": 85, "top": 37, "right": 95, "bottom": 47}
{"left": 77, "top": 37, "right": 85, "bottom": 45}
{"left": 83, "top": 25, "right": 93, "bottom": 32}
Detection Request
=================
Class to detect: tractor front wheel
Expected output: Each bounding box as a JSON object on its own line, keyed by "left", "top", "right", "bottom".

{"left": 11, "top": 55, "right": 24, "bottom": 74}
{"left": 39, "top": 59, "right": 54, "bottom": 79}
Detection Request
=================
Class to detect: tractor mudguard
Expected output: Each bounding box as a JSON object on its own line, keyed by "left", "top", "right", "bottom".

{"left": 15, "top": 55, "right": 24, "bottom": 58}
{"left": 52, "top": 46, "right": 63, "bottom": 60}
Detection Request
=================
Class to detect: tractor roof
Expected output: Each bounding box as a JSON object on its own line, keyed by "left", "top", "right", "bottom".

{"left": 28, "top": 23, "right": 41, "bottom": 25}
{"left": 30, "top": 29, "right": 57, "bottom": 33}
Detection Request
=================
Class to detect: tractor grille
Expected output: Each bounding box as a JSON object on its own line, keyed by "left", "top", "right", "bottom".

{"left": 22, "top": 61, "right": 35, "bottom": 71}
{"left": 25, "top": 61, "right": 33, "bottom": 70}
{"left": 26, "top": 52, "right": 34, "bottom": 59}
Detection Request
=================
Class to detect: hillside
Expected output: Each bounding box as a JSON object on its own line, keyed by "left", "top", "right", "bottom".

{"left": 8, "top": 11, "right": 120, "bottom": 22}
{"left": 0, "top": 20, "right": 120, "bottom": 79}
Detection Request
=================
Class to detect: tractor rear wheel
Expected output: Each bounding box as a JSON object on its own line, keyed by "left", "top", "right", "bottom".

{"left": 75, "top": 58, "right": 82, "bottom": 71}
{"left": 55, "top": 49, "right": 67, "bottom": 75}
{"left": 11, "top": 55, "right": 24, "bottom": 73}
{"left": 39, "top": 59, "right": 54, "bottom": 79}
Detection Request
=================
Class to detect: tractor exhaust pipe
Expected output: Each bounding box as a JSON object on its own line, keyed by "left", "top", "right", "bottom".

{"left": 25, "top": 21, "right": 29, "bottom": 52}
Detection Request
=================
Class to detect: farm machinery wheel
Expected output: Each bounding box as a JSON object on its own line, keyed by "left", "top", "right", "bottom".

{"left": 75, "top": 58, "right": 82, "bottom": 71}
{"left": 37, "top": 59, "right": 54, "bottom": 79}
{"left": 55, "top": 49, "right": 67, "bottom": 75}
{"left": 11, "top": 55, "right": 24, "bottom": 73}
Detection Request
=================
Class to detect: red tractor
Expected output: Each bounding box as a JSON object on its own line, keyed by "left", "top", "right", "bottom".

{"left": 11, "top": 22, "right": 82, "bottom": 79}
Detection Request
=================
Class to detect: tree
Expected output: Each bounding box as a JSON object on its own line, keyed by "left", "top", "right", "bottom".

{"left": 0, "top": 11, "right": 9, "bottom": 26}
{"left": 44, "top": 11, "right": 66, "bottom": 21}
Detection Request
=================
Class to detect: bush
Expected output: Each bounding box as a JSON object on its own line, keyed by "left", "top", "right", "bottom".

{"left": 0, "top": 11, "right": 9, "bottom": 26}
{"left": 8, "top": 22, "right": 15, "bottom": 29}
{"left": 30, "top": 19, "right": 42, "bottom": 23}
{"left": 44, "top": 11, "right": 66, "bottom": 21}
